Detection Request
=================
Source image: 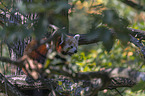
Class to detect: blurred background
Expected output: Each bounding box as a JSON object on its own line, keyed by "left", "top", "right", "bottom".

{"left": 70, "top": 0, "right": 145, "bottom": 95}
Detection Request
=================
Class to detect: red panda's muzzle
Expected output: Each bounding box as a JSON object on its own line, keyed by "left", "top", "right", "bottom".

{"left": 61, "top": 50, "right": 77, "bottom": 56}
{"left": 61, "top": 51, "right": 73, "bottom": 56}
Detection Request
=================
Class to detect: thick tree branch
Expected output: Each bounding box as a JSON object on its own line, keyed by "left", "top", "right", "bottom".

{"left": 78, "top": 28, "right": 145, "bottom": 45}
{"left": 0, "top": 67, "right": 141, "bottom": 95}
{"left": 128, "top": 28, "right": 145, "bottom": 39}
{"left": 104, "top": 67, "right": 145, "bottom": 83}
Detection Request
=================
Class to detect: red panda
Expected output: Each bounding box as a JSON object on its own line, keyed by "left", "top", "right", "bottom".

{"left": 21, "top": 33, "right": 80, "bottom": 78}
{"left": 23, "top": 34, "right": 80, "bottom": 64}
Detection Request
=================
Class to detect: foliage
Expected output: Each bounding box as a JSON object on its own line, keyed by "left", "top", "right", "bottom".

{"left": 0, "top": 0, "right": 70, "bottom": 42}
{"left": 70, "top": 0, "right": 145, "bottom": 95}
{"left": 72, "top": 40, "right": 144, "bottom": 71}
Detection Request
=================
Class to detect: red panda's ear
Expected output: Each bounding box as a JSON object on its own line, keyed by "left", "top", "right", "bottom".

{"left": 73, "top": 34, "right": 80, "bottom": 41}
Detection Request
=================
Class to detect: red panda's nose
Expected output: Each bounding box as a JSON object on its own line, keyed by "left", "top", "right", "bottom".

{"left": 74, "top": 50, "right": 77, "bottom": 53}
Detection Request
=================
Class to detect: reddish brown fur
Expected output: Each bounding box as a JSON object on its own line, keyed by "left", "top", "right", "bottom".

{"left": 23, "top": 36, "right": 64, "bottom": 64}
{"left": 24, "top": 40, "right": 47, "bottom": 63}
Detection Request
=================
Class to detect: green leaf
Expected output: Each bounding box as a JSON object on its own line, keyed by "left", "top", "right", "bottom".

{"left": 97, "top": 26, "right": 114, "bottom": 52}
{"left": 102, "top": 31, "right": 114, "bottom": 52}
{"left": 80, "top": 0, "right": 85, "bottom": 3}
{"left": 58, "top": 81, "right": 63, "bottom": 86}
{"left": 103, "top": 9, "right": 119, "bottom": 26}
{"left": 115, "top": 28, "right": 130, "bottom": 44}
{"left": 44, "top": 59, "right": 50, "bottom": 68}
{"left": 132, "top": 80, "right": 145, "bottom": 92}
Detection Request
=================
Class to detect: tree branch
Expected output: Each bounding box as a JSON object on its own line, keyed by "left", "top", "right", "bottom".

{"left": 128, "top": 28, "right": 145, "bottom": 39}
{"left": 104, "top": 67, "right": 145, "bottom": 83}
{"left": 0, "top": 67, "right": 142, "bottom": 96}
{"left": 0, "top": 57, "right": 24, "bottom": 68}
{"left": 120, "top": 0, "right": 145, "bottom": 11}
{"left": 78, "top": 28, "right": 145, "bottom": 45}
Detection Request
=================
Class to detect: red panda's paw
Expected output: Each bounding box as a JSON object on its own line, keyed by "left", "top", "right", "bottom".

{"left": 20, "top": 55, "right": 43, "bottom": 80}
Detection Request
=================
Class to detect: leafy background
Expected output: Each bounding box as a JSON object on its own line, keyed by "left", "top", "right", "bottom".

{"left": 69, "top": 0, "right": 145, "bottom": 96}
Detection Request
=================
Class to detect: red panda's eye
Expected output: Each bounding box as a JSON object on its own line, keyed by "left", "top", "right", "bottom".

{"left": 70, "top": 46, "right": 73, "bottom": 48}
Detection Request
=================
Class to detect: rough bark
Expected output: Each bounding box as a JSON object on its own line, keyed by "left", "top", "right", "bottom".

{"left": 0, "top": 73, "right": 25, "bottom": 96}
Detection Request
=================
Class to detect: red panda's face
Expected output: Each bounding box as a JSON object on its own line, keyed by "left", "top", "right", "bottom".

{"left": 60, "top": 34, "right": 80, "bottom": 55}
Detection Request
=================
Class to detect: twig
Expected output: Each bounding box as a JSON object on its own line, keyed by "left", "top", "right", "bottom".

{"left": 114, "top": 88, "right": 123, "bottom": 96}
